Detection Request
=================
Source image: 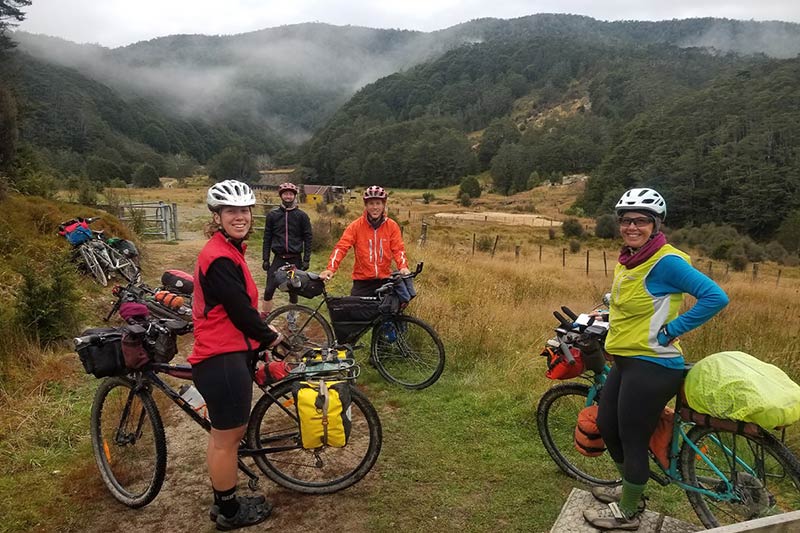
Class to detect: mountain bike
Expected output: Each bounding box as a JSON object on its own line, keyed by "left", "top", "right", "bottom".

{"left": 536, "top": 304, "right": 800, "bottom": 528}
{"left": 105, "top": 279, "right": 193, "bottom": 323}
{"left": 264, "top": 263, "right": 445, "bottom": 390}
{"left": 78, "top": 330, "right": 382, "bottom": 508}
{"left": 61, "top": 217, "right": 141, "bottom": 286}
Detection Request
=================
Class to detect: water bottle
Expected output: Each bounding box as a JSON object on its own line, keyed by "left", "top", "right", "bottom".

{"left": 179, "top": 384, "right": 208, "bottom": 420}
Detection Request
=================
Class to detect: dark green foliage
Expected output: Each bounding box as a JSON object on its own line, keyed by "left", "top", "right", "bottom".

{"left": 86, "top": 156, "right": 125, "bottom": 183}
{"left": 0, "top": 84, "right": 17, "bottom": 169}
{"left": 332, "top": 203, "right": 348, "bottom": 217}
{"left": 582, "top": 58, "right": 800, "bottom": 241}
{"left": 776, "top": 209, "right": 800, "bottom": 253}
{"left": 478, "top": 120, "right": 521, "bottom": 170}
{"left": 459, "top": 193, "right": 472, "bottom": 207}
{"left": 729, "top": 254, "right": 748, "bottom": 272}
{"left": 14, "top": 250, "right": 80, "bottom": 346}
{"left": 595, "top": 214, "right": 618, "bottom": 239}
{"left": 132, "top": 163, "right": 160, "bottom": 188}
{"left": 208, "top": 146, "right": 258, "bottom": 182}
{"left": 310, "top": 218, "right": 344, "bottom": 253}
{"left": 562, "top": 218, "right": 584, "bottom": 238}
{"left": 422, "top": 192, "right": 435, "bottom": 204}
{"left": 459, "top": 176, "right": 481, "bottom": 198}
{"left": 476, "top": 235, "right": 493, "bottom": 253}
{"left": 0, "top": 1, "right": 30, "bottom": 52}
{"left": 569, "top": 240, "right": 581, "bottom": 253}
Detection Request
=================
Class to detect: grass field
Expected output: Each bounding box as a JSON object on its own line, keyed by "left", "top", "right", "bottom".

{"left": 2, "top": 184, "right": 799, "bottom": 531}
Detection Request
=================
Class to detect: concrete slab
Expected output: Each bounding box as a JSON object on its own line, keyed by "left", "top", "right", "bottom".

{"left": 551, "top": 488, "right": 702, "bottom": 533}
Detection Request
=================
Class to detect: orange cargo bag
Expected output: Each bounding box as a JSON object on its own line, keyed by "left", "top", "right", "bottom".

{"left": 575, "top": 405, "right": 606, "bottom": 457}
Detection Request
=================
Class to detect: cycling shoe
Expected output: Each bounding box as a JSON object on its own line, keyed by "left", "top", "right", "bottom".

{"left": 215, "top": 498, "right": 272, "bottom": 531}
{"left": 209, "top": 494, "right": 267, "bottom": 522}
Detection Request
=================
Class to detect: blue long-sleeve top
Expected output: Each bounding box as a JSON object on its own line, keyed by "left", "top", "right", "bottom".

{"left": 639, "top": 254, "right": 729, "bottom": 368}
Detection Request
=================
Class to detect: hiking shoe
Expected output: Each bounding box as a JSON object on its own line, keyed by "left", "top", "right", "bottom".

{"left": 209, "top": 495, "right": 267, "bottom": 522}
{"left": 214, "top": 498, "right": 272, "bottom": 531}
{"left": 583, "top": 503, "right": 642, "bottom": 531}
{"left": 590, "top": 484, "right": 623, "bottom": 503}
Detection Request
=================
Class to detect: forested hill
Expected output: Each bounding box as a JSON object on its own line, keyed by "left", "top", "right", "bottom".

{"left": 1, "top": 50, "right": 284, "bottom": 183}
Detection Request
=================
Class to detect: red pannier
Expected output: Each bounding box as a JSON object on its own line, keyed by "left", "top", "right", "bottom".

{"left": 161, "top": 269, "right": 194, "bottom": 295}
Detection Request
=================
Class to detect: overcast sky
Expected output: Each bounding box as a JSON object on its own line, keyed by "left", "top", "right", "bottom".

{"left": 17, "top": 0, "right": 800, "bottom": 48}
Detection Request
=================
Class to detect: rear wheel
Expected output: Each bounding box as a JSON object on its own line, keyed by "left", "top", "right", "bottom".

{"left": 107, "top": 246, "right": 141, "bottom": 283}
{"left": 79, "top": 244, "right": 108, "bottom": 286}
{"left": 265, "top": 304, "right": 334, "bottom": 352}
{"left": 90, "top": 377, "right": 166, "bottom": 507}
{"left": 681, "top": 425, "right": 800, "bottom": 528}
{"left": 370, "top": 315, "right": 445, "bottom": 389}
{"left": 536, "top": 383, "right": 621, "bottom": 486}
{"left": 247, "top": 380, "right": 382, "bottom": 493}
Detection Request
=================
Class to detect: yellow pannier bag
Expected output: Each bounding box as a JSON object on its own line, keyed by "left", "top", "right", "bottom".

{"left": 292, "top": 380, "right": 352, "bottom": 448}
{"left": 684, "top": 351, "right": 800, "bottom": 429}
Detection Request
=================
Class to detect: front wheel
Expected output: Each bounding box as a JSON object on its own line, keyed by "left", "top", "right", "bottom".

{"left": 79, "top": 244, "right": 108, "bottom": 286}
{"left": 246, "top": 380, "right": 382, "bottom": 494}
{"left": 680, "top": 425, "right": 800, "bottom": 528}
{"left": 90, "top": 377, "right": 167, "bottom": 507}
{"left": 265, "top": 304, "right": 334, "bottom": 352}
{"left": 370, "top": 315, "right": 445, "bottom": 389}
{"left": 536, "top": 383, "right": 621, "bottom": 486}
{"left": 108, "top": 246, "right": 141, "bottom": 283}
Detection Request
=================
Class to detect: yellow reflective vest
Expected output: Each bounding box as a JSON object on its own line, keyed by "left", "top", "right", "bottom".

{"left": 605, "top": 244, "right": 690, "bottom": 358}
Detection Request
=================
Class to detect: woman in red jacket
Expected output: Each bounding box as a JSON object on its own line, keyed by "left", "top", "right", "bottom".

{"left": 319, "top": 185, "right": 410, "bottom": 295}
{"left": 190, "top": 180, "right": 282, "bottom": 531}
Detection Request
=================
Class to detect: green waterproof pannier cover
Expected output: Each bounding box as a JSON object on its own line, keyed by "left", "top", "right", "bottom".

{"left": 684, "top": 351, "right": 800, "bottom": 429}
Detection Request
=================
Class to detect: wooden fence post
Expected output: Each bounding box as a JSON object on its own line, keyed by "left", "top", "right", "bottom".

{"left": 777, "top": 269, "right": 782, "bottom": 286}
{"left": 491, "top": 235, "right": 499, "bottom": 257}
{"left": 539, "top": 245, "right": 543, "bottom": 263}
{"left": 418, "top": 222, "right": 428, "bottom": 247}
{"left": 752, "top": 263, "right": 758, "bottom": 282}
{"left": 515, "top": 245, "right": 521, "bottom": 261}
{"left": 603, "top": 251, "right": 608, "bottom": 277}
{"left": 562, "top": 248, "right": 566, "bottom": 269}
{"left": 472, "top": 233, "right": 476, "bottom": 255}
{"left": 708, "top": 261, "right": 713, "bottom": 277}
{"left": 585, "top": 250, "right": 590, "bottom": 276}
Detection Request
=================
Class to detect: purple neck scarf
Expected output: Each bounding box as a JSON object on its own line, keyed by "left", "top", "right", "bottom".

{"left": 618, "top": 232, "right": 667, "bottom": 268}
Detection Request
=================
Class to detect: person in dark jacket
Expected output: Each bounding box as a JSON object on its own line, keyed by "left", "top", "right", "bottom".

{"left": 191, "top": 180, "right": 282, "bottom": 530}
{"left": 261, "top": 182, "right": 313, "bottom": 315}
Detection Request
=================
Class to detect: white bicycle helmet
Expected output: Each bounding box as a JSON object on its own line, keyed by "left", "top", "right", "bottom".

{"left": 615, "top": 188, "right": 667, "bottom": 220}
{"left": 207, "top": 180, "right": 256, "bottom": 211}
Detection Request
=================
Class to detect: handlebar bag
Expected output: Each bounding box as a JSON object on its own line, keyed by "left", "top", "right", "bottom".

{"left": 292, "top": 380, "right": 352, "bottom": 448}
{"left": 277, "top": 269, "right": 325, "bottom": 299}
{"left": 161, "top": 269, "right": 194, "bottom": 295}
{"left": 685, "top": 351, "right": 800, "bottom": 429}
{"left": 121, "top": 325, "right": 150, "bottom": 370}
{"left": 542, "top": 345, "right": 584, "bottom": 380}
{"left": 75, "top": 327, "right": 125, "bottom": 378}
{"left": 65, "top": 224, "right": 93, "bottom": 245}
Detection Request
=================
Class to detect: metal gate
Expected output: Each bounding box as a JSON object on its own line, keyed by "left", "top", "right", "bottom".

{"left": 113, "top": 202, "right": 179, "bottom": 240}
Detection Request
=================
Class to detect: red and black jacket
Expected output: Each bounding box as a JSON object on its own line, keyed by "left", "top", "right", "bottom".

{"left": 190, "top": 232, "right": 277, "bottom": 364}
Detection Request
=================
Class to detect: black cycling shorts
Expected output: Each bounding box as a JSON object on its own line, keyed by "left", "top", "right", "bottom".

{"left": 191, "top": 351, "right": 253, "bottom": 430}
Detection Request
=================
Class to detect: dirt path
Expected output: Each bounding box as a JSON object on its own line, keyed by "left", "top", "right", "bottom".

{"left": 83, "top": 236, "right": 376, "bottom": 533}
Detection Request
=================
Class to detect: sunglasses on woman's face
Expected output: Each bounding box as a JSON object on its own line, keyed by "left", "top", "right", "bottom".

{"left": 618, "top": 216, "right": 654, "bottom": 228}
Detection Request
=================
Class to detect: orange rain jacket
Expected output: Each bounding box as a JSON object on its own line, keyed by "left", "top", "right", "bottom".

{"left": 326, "top": 212, "right": 409, "bottom": 280}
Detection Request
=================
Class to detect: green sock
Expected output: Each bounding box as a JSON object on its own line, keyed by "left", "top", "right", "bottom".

{"left": 619, "top": 480, "right": 646, "bottom": 517}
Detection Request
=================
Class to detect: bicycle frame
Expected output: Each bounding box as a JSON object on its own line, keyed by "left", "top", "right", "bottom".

{"left": 580, "top": 365, "right": 753, "bottom": 504}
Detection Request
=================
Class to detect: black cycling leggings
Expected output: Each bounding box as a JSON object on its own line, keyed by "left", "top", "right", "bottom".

{"left": 597, "top": 356, "right": 684, "bottom": 485}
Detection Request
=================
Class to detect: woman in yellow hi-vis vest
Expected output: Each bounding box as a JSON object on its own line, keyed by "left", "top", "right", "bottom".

{"left": 583, "top": 188, "right": 729, "bottom": 531}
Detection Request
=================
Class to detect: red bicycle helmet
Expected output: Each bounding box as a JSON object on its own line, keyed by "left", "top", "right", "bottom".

{"left": 363, "top": 185, "right": 387, "bottom": 202}
{"left": 278, "top": 182, "right": 299, "bottom": 195}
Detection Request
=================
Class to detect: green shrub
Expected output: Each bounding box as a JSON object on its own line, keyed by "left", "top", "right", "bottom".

{"left": 311, "top": 218, "right": 344, "bottom": 253}
{"left": 729, "top": 254, "right": 748, "bottom": 272}
{"left": 548, "top": 228, "right": 556, "bottom": 240}
{"left": 476, "top": 235, "right": 493, "bottom": 253}
{"left": 569, "top": 240, "right": 581, "bottom": 253}
{"left": 765, "top": 241, "right": 788, "bottom": 263}
{"left": 594, "top": 214, "right": 618, "bottom": 239}
{"left": 459, "top": 193, "right": 472, "bottom": 207}
{"left": 332, "top": 203, "right": 347, "bottom": 217}
{"left": 562, "top": 218, "right": 584, "bottom": 238}
{"left": 14, "top": 250, "right": 81, "bottom": 346}
{"left": 315, "top": 202, "right": 328, "bottom": 214}
{"left": 459, "top": 176, "right": 481, "bottom": 198}
{"left": 422, "top": 192, "right": 435, "bottom": 204}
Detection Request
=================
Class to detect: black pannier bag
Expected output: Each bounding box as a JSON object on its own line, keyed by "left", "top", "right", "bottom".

{"left": 75, "top": 327, "right": 126, "bottom": 378}
{"left": 327, "top": 296, "right": 381, "bottom": 343}
{"left": 275, "top": 269, "right": 325, "bottom": 299}
{"left": 161, "top": 269, "right": 194, "bottom": 295}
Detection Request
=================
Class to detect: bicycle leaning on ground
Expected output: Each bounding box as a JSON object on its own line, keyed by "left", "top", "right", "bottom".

{"left": 59, "top": 216, "right": 141, "bottom": 286}
{"left": 264, "top": 262, "right": 445, "bottom": 390}
{"left": 535, "top": 303, "right": 800, "bottom": 528}
{"left": 74, "top": 323, "right": 382, "bottom": 508}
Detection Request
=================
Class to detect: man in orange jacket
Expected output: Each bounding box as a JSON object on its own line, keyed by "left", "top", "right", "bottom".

{"left": 319, "top": 185, "right": 411, "bottom": 296}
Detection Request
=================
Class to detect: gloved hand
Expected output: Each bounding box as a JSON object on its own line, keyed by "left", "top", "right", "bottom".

{"left": 301, "top": 261, "right": 310, "bottom": 271}
{"left": 657, "top": 324, "right": 675, "bottom": 347}
{"left": 262, "top": 260, "right": 270, "bottom": 271}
